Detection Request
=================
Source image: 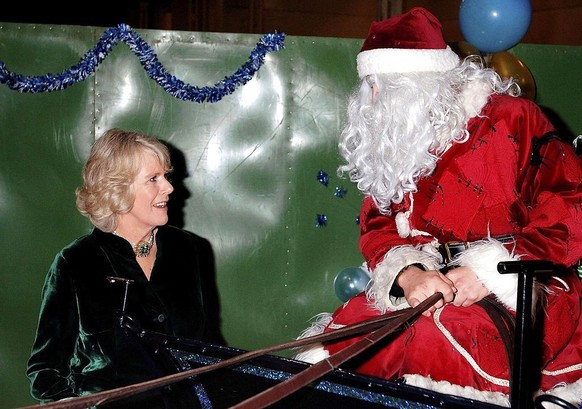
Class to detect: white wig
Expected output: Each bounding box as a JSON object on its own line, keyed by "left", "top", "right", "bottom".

{"left": 338, "top": 57, "right": 517, "bottom": 215}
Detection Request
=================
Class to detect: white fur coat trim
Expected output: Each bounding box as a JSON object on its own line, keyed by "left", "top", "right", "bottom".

{"left": 405, "top": 373, "right": 582, "bottom": 407}
{"left": 538, "top": 377, "right": 582, "bottom": 407}
{"left": 404, "top": 374, "right": 510, "bottom": 406}
{"left": 449, "top": 238, "right": 519, "bottom": 311}
{"left": 294, "top": 344, "right": 329, "bottom": 364}
{"left": 368, "top": 245, "right": 443, "bottom": 313}
{"left": 293, "top": 313, "right": 332, "bottom": 364}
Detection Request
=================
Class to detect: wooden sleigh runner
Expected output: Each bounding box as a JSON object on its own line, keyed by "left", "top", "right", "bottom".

{"left": 18, "top": 261, "right": 578, "bottom": 409}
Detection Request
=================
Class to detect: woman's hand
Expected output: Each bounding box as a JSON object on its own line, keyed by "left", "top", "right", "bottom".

{"left": 445, "top": 266, "right": 489, "bottom": 307}
{"left": 396, "top": 265, "right": 457, "bottom": 316}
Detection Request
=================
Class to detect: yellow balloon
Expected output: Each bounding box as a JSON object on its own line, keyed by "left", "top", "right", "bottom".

{"left": 489, "top": 51, "right": 536, "bottom": 101}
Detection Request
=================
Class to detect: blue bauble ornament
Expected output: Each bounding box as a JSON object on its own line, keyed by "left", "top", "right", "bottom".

{"left": 334, "top": 267, "right": 370, "bottom": 302}
{"left": 459, "top": 0, "right": 532, "bottom": 53}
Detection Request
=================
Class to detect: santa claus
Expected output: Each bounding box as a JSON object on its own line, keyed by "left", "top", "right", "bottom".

{"left": 296, "top": 7, "right": 582, "bottom": 407}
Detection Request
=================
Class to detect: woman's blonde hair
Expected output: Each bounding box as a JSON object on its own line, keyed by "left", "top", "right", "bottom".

{"left": 76, "top": 128, "right": 172, "bottom": 232}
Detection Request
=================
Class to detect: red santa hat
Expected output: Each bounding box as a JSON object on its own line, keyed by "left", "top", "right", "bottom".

{"left": 357, "top": 7, "right": 460, "bottom": 78}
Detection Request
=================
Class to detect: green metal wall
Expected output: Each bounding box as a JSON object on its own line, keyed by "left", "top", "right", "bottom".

{"left": 1, "top": 23, "right": 581, "bottom": 408}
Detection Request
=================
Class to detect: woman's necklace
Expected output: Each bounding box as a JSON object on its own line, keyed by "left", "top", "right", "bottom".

{"left": 114, "top": 229, "right": 155, "bottom": 258}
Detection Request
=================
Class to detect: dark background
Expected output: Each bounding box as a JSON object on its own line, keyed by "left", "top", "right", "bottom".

{"left": 2, "top": 0, "right": 582, "bottom": 45}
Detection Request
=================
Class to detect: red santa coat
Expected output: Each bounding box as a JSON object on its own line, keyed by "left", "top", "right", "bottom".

{"left": 319, "top": 94, "right": 582, "bottom": 404}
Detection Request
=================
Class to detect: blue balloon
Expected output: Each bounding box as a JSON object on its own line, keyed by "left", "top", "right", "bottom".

{"left": 334, "top": 267, "right": 370, "bottom": 302}
{"left": 459, "top": 0, "right": 532, "bottom": 53}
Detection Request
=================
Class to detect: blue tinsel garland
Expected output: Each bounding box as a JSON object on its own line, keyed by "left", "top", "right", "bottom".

{"left": 0, "top": 24, "right": 285, "bottom": 103}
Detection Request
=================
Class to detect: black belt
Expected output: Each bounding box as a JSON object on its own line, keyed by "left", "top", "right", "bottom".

{"left": 439, "top": 234, "right": 515, "bottom": 264}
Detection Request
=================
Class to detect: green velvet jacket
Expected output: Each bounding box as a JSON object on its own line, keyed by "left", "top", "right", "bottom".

{"left": 27, "top": 225, "right": 209, "bottom": 406}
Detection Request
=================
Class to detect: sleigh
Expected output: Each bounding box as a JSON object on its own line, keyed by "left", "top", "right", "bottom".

{"left": 19, "top": 261, "right": 577, "bottom": 409}
{"left": 128, "top": 322, "right": 506, "bottom": 409}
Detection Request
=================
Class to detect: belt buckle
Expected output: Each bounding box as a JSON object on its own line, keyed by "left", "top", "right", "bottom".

{"left": 442, "top": 241, "right": 470, "bottom": 263}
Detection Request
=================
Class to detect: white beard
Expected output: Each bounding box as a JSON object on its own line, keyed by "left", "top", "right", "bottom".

{"left": 339, "top": 72, "right": 492, "bottom": 214}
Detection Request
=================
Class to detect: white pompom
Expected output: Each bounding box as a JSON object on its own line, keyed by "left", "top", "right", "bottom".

{"left": 395, "top": 211, "right": 411, "bottom": 238}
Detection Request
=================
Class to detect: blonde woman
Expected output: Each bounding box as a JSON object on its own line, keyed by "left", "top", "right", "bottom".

{"left": 27, "top": 128, "right": 212, "bottom": 408}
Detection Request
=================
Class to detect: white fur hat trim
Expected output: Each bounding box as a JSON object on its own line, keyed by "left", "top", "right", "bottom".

{"left": 357, "top": 46, "right": 460, "bottom": 78}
